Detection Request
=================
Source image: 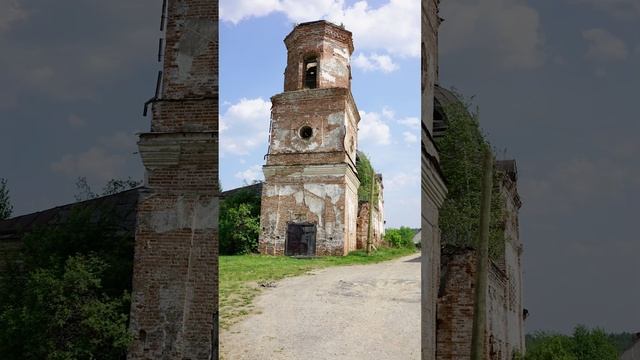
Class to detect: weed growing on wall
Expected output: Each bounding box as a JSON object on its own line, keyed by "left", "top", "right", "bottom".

{"left": 355, "top": 152, "right": 380, "bottom": 204}
{"left": 434, "top": 92, "right": 505, "bottom": 260}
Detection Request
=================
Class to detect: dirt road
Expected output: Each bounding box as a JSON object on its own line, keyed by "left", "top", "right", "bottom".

{"left": 220, "top": 254, "right": 421, "bottom": 360}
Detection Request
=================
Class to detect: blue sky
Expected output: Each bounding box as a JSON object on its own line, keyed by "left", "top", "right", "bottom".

{"left": 219, "top": 0, "right": 422, "bottom": 228}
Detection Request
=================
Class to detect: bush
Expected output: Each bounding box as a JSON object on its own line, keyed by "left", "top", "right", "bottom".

{"left": 220, "top": 189, "right": 261, "bottom": 255}
{"left": 384, "top": 227, "right": 416, "bottom": 248}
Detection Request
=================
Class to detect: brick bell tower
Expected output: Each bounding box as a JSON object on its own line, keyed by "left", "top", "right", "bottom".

{"left": 259, "top": 20, "right": 360, "bottom": 256}
{"left": 128, "top": 0, "right": 218, "bottom": 359}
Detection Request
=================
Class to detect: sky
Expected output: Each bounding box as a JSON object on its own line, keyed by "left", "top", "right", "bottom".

{"left": 0, "top": 0, "right": 638, "bottom": 335}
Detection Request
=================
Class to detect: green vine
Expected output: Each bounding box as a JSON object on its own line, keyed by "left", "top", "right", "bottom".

{"left": 435, "top": 91, "right": 506, "bottom": 260}
{"left": 356, "top": 152, "right": 380, "bottom": 205}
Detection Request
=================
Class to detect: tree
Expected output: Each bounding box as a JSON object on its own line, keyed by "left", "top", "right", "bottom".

{"left": 219, "top": 189, "right": 261, "bottom": 255}
{"left": 572, "top": 325, "right": 619, "bottom": 360}
{"left": 384, "top": 227, "right": 415, "bottom": 248}
{"left": 0, "top": 256, "right": 131, "bottom": 359}
{"left": 525, "top": 332, "right": 576, "bottom": 360}
{"left": 0, "top": 178, "right": 13, "bottom": 220}
{"left": 0, "top": 206, "right": 135, "bottom": 359}
{"left": 525, "top": 326, "right": 619, "bottom": 360}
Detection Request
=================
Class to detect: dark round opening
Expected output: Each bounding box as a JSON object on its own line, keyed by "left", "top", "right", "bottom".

{"left": 299, "top": 126, "right": 313, "bottom": 139}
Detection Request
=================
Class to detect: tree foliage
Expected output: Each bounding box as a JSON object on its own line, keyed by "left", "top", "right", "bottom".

{"left": 606, "top": 332, "right": 634, "bottom": 354}
{"left": 220, "top": 189, "right": 261, "bottom": 255}
{"left": 0, "top": 178, "right": 13, "bottom": 220}
{"left": 0, "top": 206, "right": 134, "bottom": 359}
{"left": 0, "top": 256, "right": 131, "bottom": 359}
{"left": 525, "top": 326, "right": 619, "bottom": 360}
{"left": 384, "top": 227, "right": 416, "bottom": 248}
{"left": 356, "top": 152, "right": 380, "bottom": 204}
{"left": 434, "top": 94, "right": 505, "bottom": 259}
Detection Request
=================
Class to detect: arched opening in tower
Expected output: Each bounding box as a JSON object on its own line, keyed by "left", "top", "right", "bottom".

{"left": 304, "top": 59, "right": 318, "bottom": 89}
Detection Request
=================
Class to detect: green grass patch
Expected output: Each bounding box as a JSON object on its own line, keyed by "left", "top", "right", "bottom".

{"left": 219, "top": 246, "right": 417, "bottom": 329}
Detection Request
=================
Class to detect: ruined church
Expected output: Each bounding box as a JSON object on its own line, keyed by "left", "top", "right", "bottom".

{"left": 422, "top": 1, "right": 526, "bottom": 359}
{"left": 258, "top": 20, "right": 384, "bottom": 256}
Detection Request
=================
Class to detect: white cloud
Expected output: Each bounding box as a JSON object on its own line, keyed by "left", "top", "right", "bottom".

{"left": 440, "top": 0, "right": 545, "bottom": 69}
{"left": 99, "top": 132, "right": 137, "bottom": 151}
{"left": 402, "top": 131, "right": 418, "bottom": 144}
{"left": 358, "top": 110, "right": 391, "bottom": 146}
{"left": 50, "top": 132, "right": 137, "bottom": 184}
{"left": 51, "top": 147, "right": 126, "bottom": 184}
{"left": 221, "top": 97, "right": 271, "bottom": 156}
{"left": 235, "top": 165, "right": 264, "bottom": 184}
{"left": 0, "top": 6, "right": 156, "bottom": 104}
{"left": 570, "top": 0, "right": 640, "bottom": 18}
{"left": 384, "top": 171, "right": 420, "bottom": 191}
{"left": 352, "top": 53, "right": 398, "bottom": 73}
{"left": 220, "top": 0, "right": 420, "bottom": 59}
{"left": 582, "top": 28, "right": 628, "bottom": 62}
{"left": 521, "top": 140, "right": 640, "bottom": 217}
{"left": 220, "top": 0, "right": 283, "bottom": 23}
{"left": 397, "top": 116, "right": 419, "bottom": 129}
{"left": 67, "top": 114, "right": 86, "bottom": 128}
{"left": 0, "top": 0, "right": 27, "bottom": 33}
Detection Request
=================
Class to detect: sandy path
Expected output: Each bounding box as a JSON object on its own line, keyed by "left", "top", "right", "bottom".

{"left": 220, "top": 254, "right": 421, "bottom": 360}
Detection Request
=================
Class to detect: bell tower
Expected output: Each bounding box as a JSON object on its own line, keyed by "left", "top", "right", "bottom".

{"left": 259, "top": 20, "right": 360, "bottom": 256}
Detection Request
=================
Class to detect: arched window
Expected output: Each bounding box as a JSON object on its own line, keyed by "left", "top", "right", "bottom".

{"left": 304, "top": 58, "right": 318, "bottom": 89}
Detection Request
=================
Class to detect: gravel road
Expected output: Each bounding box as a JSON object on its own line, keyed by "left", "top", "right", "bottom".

{"left": 220, "top": 254, "right": 421, "bottom": 360}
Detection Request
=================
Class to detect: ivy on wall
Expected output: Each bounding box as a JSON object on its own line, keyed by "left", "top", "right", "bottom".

{"left": 434, "top": 92, "right": 506, "bottom": 260}
{"left": 355, "top": 152, "right": 380, "bottom": 205}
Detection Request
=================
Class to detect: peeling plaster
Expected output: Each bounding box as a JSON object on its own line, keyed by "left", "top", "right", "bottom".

{"left": 333, "top": 47, "right": 350, "bottom": 62}
{"left": 142, "top": 196, "right": 218, "bottom": 233}
{"left": 176, "top": 19, "right": 216, "bottom": 82}
{"left": 321, "top": 70, "right": 337, "bottom": 83}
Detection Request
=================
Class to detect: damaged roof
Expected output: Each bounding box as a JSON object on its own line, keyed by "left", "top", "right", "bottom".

{"left": 0, "top": 187, "right": 145, "bottom": 243}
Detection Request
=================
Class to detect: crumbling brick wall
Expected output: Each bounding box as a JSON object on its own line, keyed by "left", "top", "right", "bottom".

{"left": 283, "top": 21, "right": 353, "bottom": 91}
{"left": 436, "top": 246, "right": 521, "bottom": 360}
{"left": 355, "top": 202, "right": 384, "bottom": 250}
{"left": 436, "top": 248, "right": 476, "bottom": 359}
{"left": 128, "top": 0, "right": 218, "bottom": 359}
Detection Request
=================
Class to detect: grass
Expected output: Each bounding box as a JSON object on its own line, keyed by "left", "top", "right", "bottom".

{"left": 218, "top": 246, "right": 418, "bottom": 329}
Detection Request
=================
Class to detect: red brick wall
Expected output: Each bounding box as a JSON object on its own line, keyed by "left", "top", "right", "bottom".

{"left": 436, "top": 249, "right": 477, "bottom": 359}
{"left": 128, "top": 0, "right": 218, "bottom": 358}
{"left": 355, "top": 202, "right": 383, "bottom": 250}
{"left": 436, "top": 248, "right": 514, "bottom": 360}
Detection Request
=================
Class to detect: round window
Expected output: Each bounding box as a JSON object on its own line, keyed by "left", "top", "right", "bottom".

{"left": 299, "top": 126, "right": 313, "bottom": 139}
